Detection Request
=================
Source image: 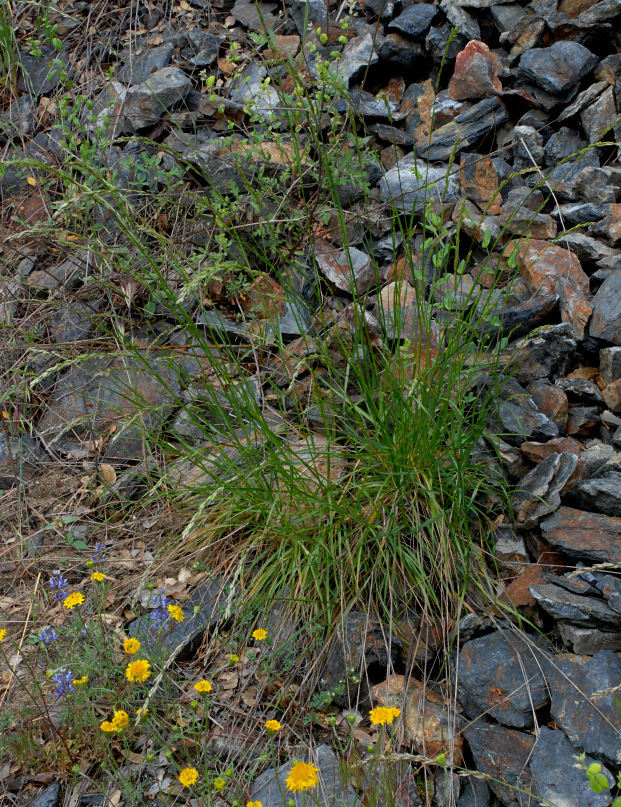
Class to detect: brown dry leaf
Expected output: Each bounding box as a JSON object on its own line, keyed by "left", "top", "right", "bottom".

{"left": 99, "top": 464, "right": 117, "bottom": 485}
{"left": 218, "top": 669, "right": 239, "bottom": 691}
{"left": 218, "top": 58, "right": 236, "bottom": 75}
{"left": 146, "top": 36, "right": 164, "bottom": 45}
{"left": 109, "top": 790, "right": 122, "bottom": 806}
{"left": 241, "top": 685, "right": 258, "bottom": 707}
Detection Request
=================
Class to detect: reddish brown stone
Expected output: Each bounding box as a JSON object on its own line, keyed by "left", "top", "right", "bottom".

{"left": 540, "top": 506, "right": 621, "bottom": 565}
{"left": 239, "top": 275, "right": 285, "bottom": 319}
{"left": 527, "top": 380, "right": 569, "bottom": 432}
{"left": 602, "top": 378, "right": 621, "bottom": 412}
{"left": 566, "top": 405, "right": 600, "bottom": 436}
{"left": 504, "top": 564, "right": 547, "bottom": 609}
{"left": 521, "top": 437, "right": 581, "bottom": 463}
{"left": 448, "top": 41, "right": 502, "bottom": 101}
{"left": 460, "top": 153, "right": 502, "bottom": 214}
{"left": 558, "top": 0, "right": 597, "bottom": 15}
{"left": 594, "top": 203, "right": 621, "bottom": 244}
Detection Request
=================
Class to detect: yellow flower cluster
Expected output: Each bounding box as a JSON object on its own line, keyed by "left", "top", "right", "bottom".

{"left": 72, "top": 675, "right": 88, "bottom": 686}
{"left": 63, "top": 592, "right": 84, "bottom": 610}
{"left": 193, "top": 679, "right": 212, "bottom": 694}
{"left": 125, "top": 659, "right": 151, "bottom": 683}
{"left": 265, "top": 719, "right": 282, "bottom": 732}
{"left": 369, "top": 706, "right": 400, "bottom": 726}
{"left": 100, "top": 710, "right": 129, "bottom": 733}
{"left": 285, "top": 761, "right": 319, "bottom": 793}
{"left": 123, "top": 637, "right": 141, "bottom": 655}
{"left": 167, "top": 604, "right": 185, "bottom": 623}
{"left": 0, "top": 629, "right": 7, "bottom": 642}
{"left": 252, "top": 628, "right": 267, "bottom": 641}
{"left": 179, "top": 767, "right": 199, "bottom": 787}
{"left": 91, "top": 572, "right": 106, "bottom": 582}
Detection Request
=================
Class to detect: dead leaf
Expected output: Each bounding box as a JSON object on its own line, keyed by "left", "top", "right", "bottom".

{"left": 99, "top": 464, "right": 117, "bottom": 485}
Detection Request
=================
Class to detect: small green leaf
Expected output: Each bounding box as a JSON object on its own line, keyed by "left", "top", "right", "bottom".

{"left": 482, "top": 229, "right": 492, "bottom": 249}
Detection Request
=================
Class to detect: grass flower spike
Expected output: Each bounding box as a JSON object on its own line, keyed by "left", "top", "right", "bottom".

{"left": 369, "top": 706, "right": 400, "bottom": 726}
{"left": 179, "top": 767, "right": 199, "bottom": 787}
{"left": 194, "top": 679, "right": 212, "bottom": 694}
{"left": 285, "top": 761, "right": 319, "bottom": 792}
{"left": 123, "top": 637, "right": 141, "bottom": 654}
{"left": 63, "top": 592, "right": 84, "bottom": 610}
{"left": 126, "top": 659, "right": 151, "bottom": 683}
{"left": 252, "top": 628, "right": 267, "bottom": 641}
{"left": 167, "top": 604, "right": 185, "bottom": 622}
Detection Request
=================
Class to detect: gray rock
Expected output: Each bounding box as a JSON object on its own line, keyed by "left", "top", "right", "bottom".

{"left": 592, "top": 573, "right": 621, "bottom": 614}
{"left": 314, "top": 240, "right": 374, "bottom": 294}
{"left": 540, "top": 506, "right": 621, "bottom": 565}
{"left": 581, "top": 86, "right": 618, "bottom": 145}
{"left": 581, "top": 443, "right": 615, "bottom": 476}
{"left": 337, "top": 32, "right": 378, "bottom": 86}
{"left": 18, "top": 47, "right": 69, "bottom": 95}
{"left": 378, "top": 155, "right": 460, "bottom": 213}
{"left": 497, "top": 378, "right": 560, "bottom": 447}
{"left": 457, "top": 777, "right": 493, "bottom": 807}
{"left": 544, "top": 126, "right": 585, "bottom": 166}
{"left": 590, "top": 274, "right": 621, "bottom": 345}
{"left": 458, "top": 630, "right": 549, "bottom": 728}
{"left": 439, "top": 0, "right": 481, "bottom": 39}
{"left": 378, "top": 32, "right": 426, "bottom": 69}
{"left": 165, "top": 129, "right": 241, "bottom": 192}
{"left": 123, "top": 66, "right": 192, "bottom": 130}
{"left": 290, "top": 0, "right": 328, "bottom": 34}
{"left": 567, "top": 472, "right": 621, "bottom": 517}
{"left": 27, "top": 249, "right": 96, "bottom": 292}
{"left": 185, "top": 30, "right": 223, "bottom": 67}
{"left": 558, "top": 623, "right": 621, "bottom": 654}
{"left": 251, "top": 744, "right": 360, "bottom": 807}
{"left": 426, "top": 24, "right": 468, "bottom": 64}
{"left": 463, "top": 722, "right": 534, "bottom": 807}
{"left": 229, "top": 62, "right": 281, "bottom": 120}
{"left": 530, "top": 726, "right": 613, "bottom": 807}
{"left": 556, "top": 378, "right": 603, "bottom": 406}
{"left": 128, "top": 578, "right": 226, "bottom": 657}
{"left": 117, "top": 42, "right": 175, "bottom": 84}
{"left": 529, "top": 583, "right": 621, "bottom": 628}
{"left": 0, "top": 434, "right": 43, "bottom": 489}
{"left": 556, "top": 231, "right": 618, "bottom": 264}
{"left": 512, "top": 124, "right": 545, "bottom": 167}
{"left": 518, "top": 41, "right": 598, "bottom": 94}
{"left": 30, "top": 783, "right": 61, "bottom": 807}
{"left": 546, "top": 650, "right": 621, "bottom": 766}
{"left": 388, "top": 4, "right": 438, "bottom": 37}
{"left": 0, "top": 93, "right": 35, "bottom": 138}
{"left": 507, "top": 323, "right": 577, "bottom": 385}
{"left": 512, "top": 452, "right": 579, "bottom": 529}
{"left": 600, "top": 347, "right": 621, "bottom": 384}
{"left": 555, "top": 201, "right": 608, "bottom": 226}
{"left": 418, "top": 97, "right": 508, "bottom": 162}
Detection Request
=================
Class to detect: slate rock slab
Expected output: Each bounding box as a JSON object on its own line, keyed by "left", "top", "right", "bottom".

{"left": 530, "top": 726, "right": 613, "bottom": 807}
{"left": 590, "top": 274, "right": 621, "bottom": 346}
{"left": 529, "top": 583, "right": 621, "bottom": 628}
{"left": 250, "top": 744, "right": 360, "bottom": 807}
{"left": 518, "top": 41, "right": 598, "bottom": 94}
{"left": 546, "top": 650, "right": 621, "bottom": 767}
{"left": 378, "top": 156, "right": 460, "bottom": 213}
{"left": 508, "top": 323, "right": 576, "bottom": 385}
{"left": 540, "top": 507, "right": 621, "bottom": 565}
{"left": 117, "top": 42, "right": 175, "bottom": 85}
{"left": 314, "top": 239, "right": 374, "bottom": 294}
{"left": 458, "top": 630, "right": 549, "bottom": 728}
{"left": 497, "top": 378, "right": 560, "bottom": 447}
{"left": 124, "top": 66, "right": 192, "bottom": 131}
{"left": 448, "top": 40, "right": 502, "bottom": 100}
{"left": 0, "top": 434, "right": 42, "bottom": 489}
{"left": 418, "top": 97, "right": 507, "bottom": 162}
{"left": 128, "top": 578, "right": 226, "bottom": 658}
{"left": 567, "top": 473, "right": 621, "bottom": 517}
{"left": 512, "top": 451, "right": 578, "bottom": 529}
{"left": 463, "top": 722, "right": 534, "bottom": 807}
{"left": 387, "top": 4, "right": 438, "bottom": 37}
{"left": 30, "top": 783, "right": 61, "bottom": 807}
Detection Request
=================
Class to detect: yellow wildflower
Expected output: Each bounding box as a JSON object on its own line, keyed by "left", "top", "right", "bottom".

{"left": 100, "top": 720, "right": 116, "bottom": 733}
{"left": 126, "top": 659, "right": 151, "bottom": 683}
{"left": 213, "top": 777, "right": 226, "bottom": 791}
{"left": 252, "top": 628, "right": 267, "bottom": 641}
{"left": 123, "top": 637, "right": 141, "bottom": 655}
{"left": 91, "top": 571, "right": 106, "bottom": 582}
{"left": 167, "top": 604, "right": 185, "bottom": 622}
{"left": 72, "top": 675, "right": 88, "bottom": 686}
{"left": 194, "top": 679, "right": 212, "bottom": 694}
{"left": 112, "top": 710, "right": 129, "bottom": 729}
{"left": 179, "top": 767, "right": 199, "bottom": 787}
{"left": 0, "top": 629, "right": 7, "bottom": 642}
{"left": 265, "top": 719, "right": 282, "bottom": 732}
{"left": 247, "top": 802, "right": 262, "bottom": 807}
{"left": 63, "top": 592, "right": 84, "bottom": 610}
{"left": 229, "top": 654, "right": 240, "bottom": 664}
{"left": 369, "top": 706, "right": 400, "bottom": 726}
{"left": 285, "top": 761, "right": 319, "bottom": 792}
{"left": 136, "top": 706, "right": 148, "bottom": 720}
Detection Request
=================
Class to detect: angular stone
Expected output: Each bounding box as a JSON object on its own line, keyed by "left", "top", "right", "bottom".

{"left": 464, "top": 723, "right": 534, "bottom": 806}
{"left": 0, "top": 433, "right": 42, "bottom": 490}
{"left": 18, "top": 46, "right": 69, "bottom": 95}
{"left": 30, "top": 783, "right": 61, "bottom": 807}
{"left": 251, "top": 744, "right": 359, "bottom": 807}
{"left": 590, "top": 274, "right": 621, "bottom": 345}
{"left": 530, "top": 582, "right": 621, "bottom": 627}
{"left": 521, "top": 437, "right": 581, "bottom": 463}
{"left": 540, "top": 506, "right": 621, "bottom": 564}
{"left": 418, "top": 97, "right": 507, "bottom": 162}
{"left": 547, "top": 650, "right": 621, "bottom": 766}
{"left": 518, "top": 41, "right": 598, "bottom": 94}
{"left": 512, "top": 452, "right": 579, "bottom": 529}
{"left": 448, "top": 40, "right": 502, "bottom": 101}
{"left": 567, "top": 472, "right": 621, "bottom": 517}
{"left": 314, "top": 239, "right": 374, "bottom": 294}
{"left": 556, "top": 377, "right": 603, "bottom": 406}
{"left": 600, "top": 347, "right": 621, "bottom": 384}
{"left": 388, "top": 4, "right": 438, "bottom": 37}
{"left": 460, "top": 153, "right": 501, "bottom": 213}
{"left": 378, "top": 155, "right": 460, "bottom": 213}
{"left": 602, "top": 379, "right": 621, "bottom": 412}
{"left": 486, "top": 294, "right": 558, "bottom": 341}
{"left": 498, "top": 378, "right": 560, "bottom": 446}
{"left": 505, "top": 564, "right": 547, "bottom": 609}
{"left": 526, "top": 380, "right": 569, "bottom": 431}
{"left": 581, "top": 86, "right": 618, "bottom": 144}
{"left": 28, "top": 249, "right": 96, "bottom": 292}
{"left": 289, "top": 0, "right": 328, "bottom": 33}
{"left": 566, "top": 405, "right": 601, "bottom": 436}
{"left": 530, "top": 726, "right": 613, "bottom": 807}
{"left": 439, "top": 0, "right": 481, "bottom": 39}
{"left": 123, "top": 66, "right": 192, "bottom": 130}
{"left": 458, "top": 630, "right": 549, "bottom": 728}
{"left": 559, "top": 623, "right": 621, "bottom": 654}
{"left": 117, "top": 42, "right": 175, "bottom": 84}
{"left": 337, "top": 32, "right": 379, "bottom": 86}
{"left": 593, "top": 204, "right": 621, "bottom": 246}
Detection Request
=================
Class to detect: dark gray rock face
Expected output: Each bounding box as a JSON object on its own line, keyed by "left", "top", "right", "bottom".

{"left": 388, "top": 4, "right": 438, "bottom": 38}
{"left": 458, "top": 630, "right": 549, "bottom": 728}
{"left": 590, "top": 274, "right": 621, "bottom": 345}
{"left": 559, "top": 623, "right": 621, "bottom": 654}
{"left": 418, "top": 97, "right": 508, "bottom": 162}
{"left": 511, "top": 452, "right": 578, "bottom": 529}
{"left": 567, "top": 473, "right": 621, "bottom": 517}
{"left": 508, "top": 324, "right": 577, "bottom": 385}
{"left": 250, "top": 744, "right": 360, "bottom": 807}
{"left": 530, "top": 727, "right": 613, "bottom": 807}
{"left": 117, "top": 42, "right": 175, "bottom": 84}
{"left": 518, "top": 41, "right": 598, "bottom": 94}
{"left": 540, "top": 507, "right": 621, "bottom": 565}
{"left": 457, "top": 777, "right": 493, "bottom": 807}
{"left": 0, "top": 434, "right": 42, "bottom": 489}
{"left": 530, "top": 582, "right": 621, "bottom": 628}
{"left": 464, "top": 723, "right": 534, "bottom": 807}
{"left": 378, "top": 156, "right": 460, "bottom": 213}
{"left": 30, "top": 783, "right": 61, "bottom": 807}
{"left": 123, "top": 66, "right": 192, "bottom": 130}
{"left": 546, "top": 650, "right": 621, "bottom": 767}
{"left": 18, "top": 47, "right": 69, "bottom": 95}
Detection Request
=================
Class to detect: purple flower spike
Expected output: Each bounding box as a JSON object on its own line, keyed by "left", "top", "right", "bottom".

{"left": 39, "top": 626, "right": 58, "bottom": 645}
{"left": 53, "top": 670, "right": 75, "bottom": 698}
{"left": 49, "top": 570, "right": 69, "bottom": 601}
{"left": 149, "top": 586, "right": 171, "bottom": 627}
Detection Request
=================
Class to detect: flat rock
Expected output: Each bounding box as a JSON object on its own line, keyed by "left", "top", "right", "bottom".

{"left": 508, "top": 323, "right": 577, "bottom": 385}
{"left": 526, "top": 381, "right": 569, "bottom": 432}
{"left": 540, "top": 506, "right": 621, "bottom": 564}
{"left": 18, "top": 46, "right": 69, "bottom": 95}
{"left": 128, "top": 578, "right": 226, "bottom": 658}
{"left": 337, "top": 31, "right": 379, "bottom": 86}
{"left": 314, "top": 239, "right": 374, "bottom": 294}
{"left": 521, "top": 436, "right": 581, "bottom": 463}
{"left": 581, "top": 85, "right": 618, "bottom": 144}
{"left": 530, "top": 726, "right": 613, "bottom": 807}
{"left": 512, "top": 452, "right": 579, "bottom": 529}
{"left": 567, "top": 472, "right": 621, "bottom": 517}
{"left": 497, "top": 377, "right": 560, "bottom": 447}
{"left": 117, "top": 42, "right": 175, "bottom": 84}
{"left": 518, "top": 41, "right": 598, "bottom": 94}
{"left": 378, "top": 156, "right": 460, "bottom": 213}
{"left": 250, "top": 744, "right": 359, "bottom": 807}
{"left": 123, "top": 66, "right": 192, "bottom": 130}
{"left": 418, "top": 97, "right": 507, "bottom": 162}
{"left": 30, "top": 783, "right": 61, "bottom": 807}
{"left": 590, "top": 274, "right": 621, "bottom": 345}
{"left": 529, "top": 582, "right": 621, "bottom": 628}
{"left": 559, "top": 623, "right": 621, "bottom": 654}
{"left": 458, "top": 630, "right": 549, "bottom": 728}
{"left": 463, "top": 722, "right": 534, "bottom": 807}
{"left": 387, "top": 4, "right": 438, "bottom": 37}
{"left": 546, "top": 650, "right": 621, "bottom": 766}
{"left": 448, "top": 40, "right": 502, "bottom": 100}
{"left": 600, "top": 347, "right": 621, "bottom": 385}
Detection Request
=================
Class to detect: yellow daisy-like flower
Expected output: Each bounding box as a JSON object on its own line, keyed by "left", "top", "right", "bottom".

{"left": 72, "top": 675, "right": 88, "bottom": 686}
{"left": 63, "top": 592, "right": 85, "bottom": 610}
{"left": 136, "top": 706, "right": 148, "bottom": 720}
{"left": 126, "top": 659, "right": 151, "bottom": 683}
{"left": 213, "top": 776, "right": 226, "bottom": 791}
{"left": 229, "top": 654, "right": 240, "bottom": 664}
{"left": 369, "top": 706, "right": 400, "bottom": 726}
{"left": 179, "top": 767, "right": 199, "bottom": 787}
{"left": 123, "top": 637, "right": 141, "bottom": 655}
{"left": 252, "top": 628, "right": 267, "bottom": 641}
{"left": 194, "top": 679, "right": 212, "bottom": 694}
{"left": 0, "top": 629, "right": 7, "bottom": 642}
{"left": 167, "top": 604, "right": 185, "bottom": 623}
{"left": 100, "top": 720, "right": 117, "bottom": 733}
{"left": 265, "top": 719, "right": 282, "bottom": 732}
{"left": 91, "top": 571, "right": 106, "bottom": 582}
{"left": 247, "top": 802, "right": 262, "bottom": 807}
{"left": 285, "top": 761, "right": 319, "bottom": 793}
{"left": 112, "top": 710, "right": 129, "bottom": 729}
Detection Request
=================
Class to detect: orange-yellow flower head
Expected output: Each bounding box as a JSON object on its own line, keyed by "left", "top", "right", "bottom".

{"left": 126, "top": 659, "right": 151, "bottom": 683}
{"left": 179, "top": 767, "right": 199, "bottom": 787}
{"left": 252, "top": 628, "right": 267, "bottom": 641}
{"left": 0, "top": 629, "right": 8, "bottom": 642}
{"left": 112, "top": 710, "right": 129, "bottom": 729}
{"left": 72, "top": 675, "right": 88, "bottom": 686}
{"left": 194, "top": 679, "right": 212, "bottom": 694}
{"left": 247, "top": 802, "right": 262, "bottom": 807}
{"left": 369, "top": 706, "right": 400, "bottom": 726}
{"left": 123, "top": 637, "right": 141, "bottom": 655}
{"left": 285, "top": 761, "right": 319, "bottom": 793}
{"left": 100, "top": 720, "right": 116, "bottom": 733}
{"left": 167, "top": 604, "right": 185, "bottom": 623}
{"left": 63, "top": 592, "right": 84, "bottom": 610}
{"left": 91, "top": 572, "right": 106, "bottom": 582}
{"left": 265, "top": 719, "right": 282, "bottom": 732}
